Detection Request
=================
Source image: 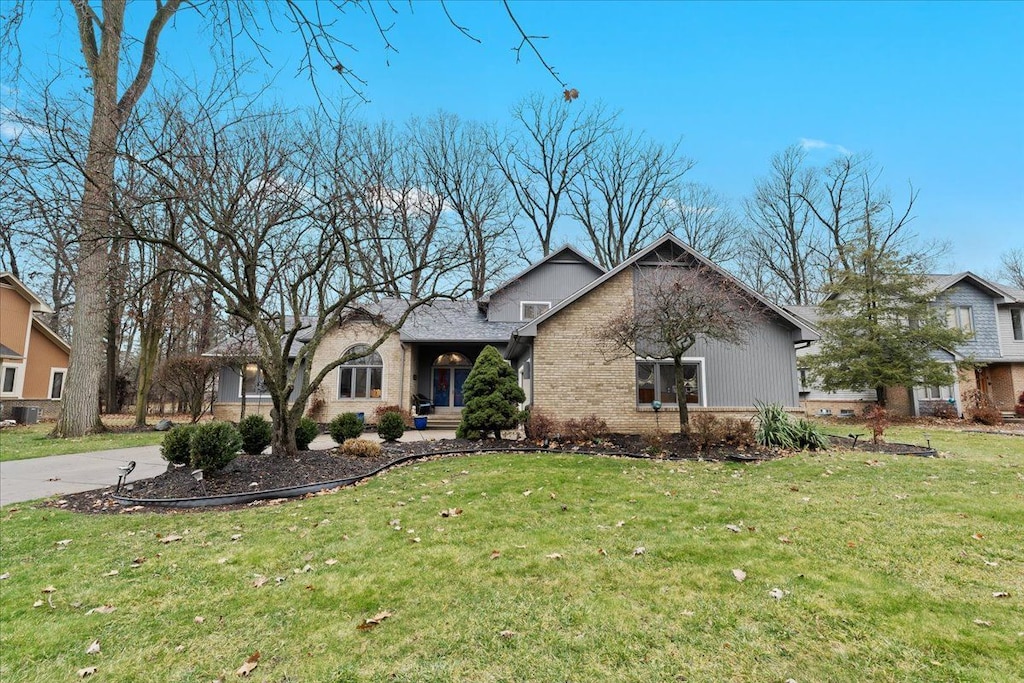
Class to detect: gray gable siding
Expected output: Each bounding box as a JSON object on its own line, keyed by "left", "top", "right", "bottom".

{"left": 997, "top": 305, "right": 1024, "bottom": 360}
{"left": 934, "top": 282, "right": 1001, "bottom": 359}
{"left": 216, "top": 363, "right": 303, "bottom": 404}
{"left": 488, "top": 261, "right": 602, "bottom": 322}
{"left": 682, "top": 320, "right": 800, "bottom": 407}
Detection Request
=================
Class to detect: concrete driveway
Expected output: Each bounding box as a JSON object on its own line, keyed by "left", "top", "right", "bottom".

{"left": 0, "top": 445, "right": 167, "bottom": 506}
{"left": 0, "top": 429, "right": 460, "bottom": 506}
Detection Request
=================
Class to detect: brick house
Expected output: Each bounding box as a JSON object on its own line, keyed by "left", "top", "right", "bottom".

{"left": 209, "top": 234, "right": 815, "bottom": 430}
{"left": 0, "top": 273, "right": 72, "bottom": 421}
{"left": 787, "top": 272, "right": 1024, "bottom": 417}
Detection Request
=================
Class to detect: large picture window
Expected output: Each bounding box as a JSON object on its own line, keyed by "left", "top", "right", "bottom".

{"left": 240, "top": 363, "right": 269, "bottom": 397}
{"left": 636, "top": 359, "right": 702, "bottom": 406}
{"left": 339, "top": 345, "right": 383, "bottom": 399}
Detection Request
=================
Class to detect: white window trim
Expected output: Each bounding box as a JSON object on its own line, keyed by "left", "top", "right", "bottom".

{"left": 337, "top": 346, "right": 384, "bottom": 400}
{"left": 520, "top": 301, "right": 551, "bottom": 321}
{"left": 635, "top": 356, "right": 707, "bottom": 408}
{"left": 0, "top": 363, "right": 23, "bottom": 398}
{"left": 238, "top": 364, "right": 271, "bottom": 399}
{"left": 1011, "top": 307, "right": 1024, "bottom": 342}
{"left": 48, "top": 367, "right": 67, "bottom": 400}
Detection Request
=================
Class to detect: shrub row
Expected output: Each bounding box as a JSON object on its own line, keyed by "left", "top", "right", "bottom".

{"left": 524, "top": 410, "right": 609, "bottom": 443}
{"left": 161, "top": 421, "right": 242, "bottom": 472}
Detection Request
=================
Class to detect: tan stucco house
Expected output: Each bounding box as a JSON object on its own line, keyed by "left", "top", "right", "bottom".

{"left": 210, "top": 234, "right": 816, "bottom": 431}
{"left": 0, "top": 273, "right": 72, "bottom": 421}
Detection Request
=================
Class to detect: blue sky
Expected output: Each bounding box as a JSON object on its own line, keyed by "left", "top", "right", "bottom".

{"left": 5, "top": 1, "right": 1022, "bottom": 277}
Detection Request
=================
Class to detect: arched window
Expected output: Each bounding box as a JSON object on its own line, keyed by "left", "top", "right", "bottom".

{"left": 339, "top": 344, "right": 383, "bottom": 399}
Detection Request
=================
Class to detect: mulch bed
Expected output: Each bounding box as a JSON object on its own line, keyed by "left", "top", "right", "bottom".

{"left": 40, "top": 432, "right": 928, "bottom": 515}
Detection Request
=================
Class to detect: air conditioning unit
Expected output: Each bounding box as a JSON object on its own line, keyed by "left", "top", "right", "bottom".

{"left": 11, "top": 406, "right": 40, "bottom": 425}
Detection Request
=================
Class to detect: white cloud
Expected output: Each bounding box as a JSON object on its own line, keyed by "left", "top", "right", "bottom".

{"left": 799, "top": 138, "right": 851, "bottom": 156}
{"left": 0, "top": 106, "right": 45, "bottom": 140}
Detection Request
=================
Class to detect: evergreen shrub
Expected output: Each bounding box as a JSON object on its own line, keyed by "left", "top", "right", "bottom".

{"left": 238, "top": 414, "right": 273, "bottom": 455}
{"left": 295, "top": 416, "right": 320, "bottom": 451}
{"left": 329, "top": 413, "right": 364, "bottom": 443}
{"left": 189, "top": 422, "right": 242, "bottom": 472}
{"left": 377, "top": 411, "right": 405, "bottom": 441}
{"left": 161, "top": 424, "right": 198, "bottom": 465}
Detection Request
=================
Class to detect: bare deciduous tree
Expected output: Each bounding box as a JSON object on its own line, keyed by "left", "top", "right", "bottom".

{"left": 570, "top": 132, "right": 694, "bottom": 269}
{"left": 601, "top": 260, "right": 758, "bottom": 431}
{"left": 997, "top": 248, "right": 1024, "bottom": 289}
{"left": 654, "top": 182, "right": 741, "bottom": 265}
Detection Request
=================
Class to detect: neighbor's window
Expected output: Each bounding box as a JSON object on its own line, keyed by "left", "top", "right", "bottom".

{"left": 947, "top": 306, "right": 974, "bottom": 335}
{"left": 49, "top": 369, "right": 66, "bottom": 400}
{"left": 923, "top": 386, "right": 941, "bottom": 399}
{"left": 636, "top": 359, "right": 701, "bottom": 406}
{"left": 520, "top": 301, "right": 551, "bottom": 321}
{"left": 339, "top": 344, "right": 383, "bottom": 399}
{"left": 240, "top": 364, "right": 269, "bottom": 397}
{"left": 1012, "top": 308, "right": 1023, "bottom": 341}
{"left": 2, "top": 366, "right": 15, "bottom": 394}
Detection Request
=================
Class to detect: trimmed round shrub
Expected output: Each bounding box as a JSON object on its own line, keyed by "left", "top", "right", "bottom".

{"left": 339, "top": 438, "right": 383, "bottom": 458}
{"left": 161, "top": 423, "right": 198, "bottom": 465}
{"left": 295, "top": 416, "right": 320, "bottom": 451}
{"left": 329, "top": 413, "right": 364, "bottom": 443}
{"left": 189, "top": 422, "right": 242, "bottom": 472}
{"left": 238, "top": 414, "right": 273, "bottom": 455}
{"left": 377, "top": 411, "right": 405, "bottom": 441}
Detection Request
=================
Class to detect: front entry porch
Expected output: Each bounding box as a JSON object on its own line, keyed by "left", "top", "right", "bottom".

{"left": 407, "top": 342, "right": 508, "bottom": 427}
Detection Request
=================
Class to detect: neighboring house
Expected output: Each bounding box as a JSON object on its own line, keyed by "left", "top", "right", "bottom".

{"left": 208, "top": 234, "right": 815, "bottom": 431}
{"left": 787, "top": 272, "right": 1024, "bottom": 417}
{"left": 0, "top": 273, "right": 72, "bottom": 421}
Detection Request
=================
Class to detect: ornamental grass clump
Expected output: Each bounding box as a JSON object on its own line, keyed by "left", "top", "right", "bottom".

{"left": 339, "top": 438, "right": 383, "bottom": 458}
{"left": 238, "top": 414, "right": 273, "bottom": 455}
{"left": 329, "top": 413, "right": 364, "bottom": 443}
{"left": 754, "top": 401, "right": 829, "bottom": 451}
{"left": 295, "top": 417, "right": 320, "bottom": 451}
{"left": 161, "top": 424, "right": 198, "bottom": 465}
{"left": 189, "top": 422, "right": 242, "bottom": 472}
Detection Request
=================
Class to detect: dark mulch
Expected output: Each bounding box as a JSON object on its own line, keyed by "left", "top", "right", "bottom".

{"left": 44, "top": 432, "right": 926, "bottom": 515}
{"left": 826, "top": 435, "right": 937, "bottom": 455}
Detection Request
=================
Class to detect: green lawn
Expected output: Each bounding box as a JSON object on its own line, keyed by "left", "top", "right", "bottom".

{"left": 0, "top": 423, "right": 166, "bottom": 462}
{"left": 1, "top": 429, "right": 1021, "bottom": 682}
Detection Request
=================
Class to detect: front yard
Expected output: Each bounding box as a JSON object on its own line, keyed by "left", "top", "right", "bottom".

{"left": 0, "top": 422, "right": 167, "bottom": 462}
{"left": 0, "top": 428, "right": 1020, "bottom": 682}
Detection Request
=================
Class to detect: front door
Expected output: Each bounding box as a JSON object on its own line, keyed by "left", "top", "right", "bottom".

{"left": 433, "top": 366, "right": 471, "bottom": 408}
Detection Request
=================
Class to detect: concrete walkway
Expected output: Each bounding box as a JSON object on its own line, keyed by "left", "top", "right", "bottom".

{"left": 0, "top": 428, "right": 459, "bottom": 506}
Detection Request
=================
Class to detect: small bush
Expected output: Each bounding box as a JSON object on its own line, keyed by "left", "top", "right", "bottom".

{"left": 374, "top": 404, "right": 413, "bottom": 427}
{"left": 754, "top": 402, "right": 798, "bottom": 449}
{"left": 562, "top": 414, "right": 609, "bottom": 443}
{"left": 238, "top": 414, "right": 273, "bottom": 455}
{"left": 295, "top": 416, "right": 320, "bottom": 451}
{"left": 189, "top": 422, "right": 241, "bottom": 472}
{"left": 931, "top": 402, "right": 959, "bottom": 420}
{"left": 971, "top": 405, "right": 1004, "bottom": 426}
{"left": 642, "top": 429, "right": 666, "bottom": 457}
{"left": 161, "top": 424, "right": 198, "bottom": 465}
{"left": 721, "top": 417, "right": 756, "bottom": 447}
{"left": 377, "top": 411, "right": 405, "bottom": 441}
{"left": 339, "top": 438, "right": 383, "bottom": 458}
{"left": 865, "top": 405, "right": 889, "bottom": 444}
{"left": 524, "top": 409, "right": 558, "bottom": 442}
{"left": 1016, "top": 391, "right": 1024, "bottom": 417}
{"left": 793, "top": 418, "right": 830, "bottom": 450}
{"left": 687, "top": 413, "right": 724, "bottom": 452}
{"left": 329, "top": 413, "right": 364, "bottom": 443}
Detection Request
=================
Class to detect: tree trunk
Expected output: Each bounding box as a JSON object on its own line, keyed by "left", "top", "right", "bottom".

{"left": 674, "top": 357, "right": 690, "bottom": 433}
{"left": 270, "top": 402, "right": 299, "bottom": 458}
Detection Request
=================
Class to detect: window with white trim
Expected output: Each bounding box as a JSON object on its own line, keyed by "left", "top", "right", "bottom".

{"left": 49, "top": 368, "right": 66, "bottom": 400}
{"left": 1011, "top": 308, "right": 1023, "bottom": 341}
{"left": 338, "top": 344, "right": 383, "bottom": 399}
{"left": 240, "top": 363, "right": 269, "bottom": 398}
{"left": 1, "top": 366, "right": 16, "bottom": 394}
{"left": 520, "top": 301, "right": 551, "bottom": 321}
{"left": 636, "top": 359, "right": 702, "bottom": 406}
{"left": 947, "top": 306, "right": 974, "bottom": 335}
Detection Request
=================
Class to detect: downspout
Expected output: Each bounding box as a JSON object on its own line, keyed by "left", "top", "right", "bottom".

{"left": 399, "top": 343, "right": 406, "bottom": 411}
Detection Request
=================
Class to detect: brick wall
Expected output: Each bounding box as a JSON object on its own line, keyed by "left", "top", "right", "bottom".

{"left": 0, "top": 398, "right": 61, "bottom": 422}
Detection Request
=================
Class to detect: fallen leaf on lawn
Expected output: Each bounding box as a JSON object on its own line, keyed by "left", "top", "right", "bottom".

{"left": 41, "top": 585, "right": 57, "bottom": 593}
{"left": 984, "top": 560, "right": 999, "bottom": 567}
{"left": 732, "top": 569, "right": 747, "bottom": 582}
{"left": 597, "top": 548, "right": 607, "bottom": 556}
{"left": 633, "top": 547, "right": 646, "bottom": 556}
{"left": 86, "top": 640, "right": 101, "bottom": 654}
{"left": 86, "top": 605, "right": 116, "bottom": 615}
{"left": 973, "top": 619, "right": 992, "bottom": 627}
{"left": 130, "top": 557, "right": 146, "bottom": 567}
{"left": 615, "top": 520, "right": 625, "bottom": 527}
{"left": 325, "top": 559, "right": 338, "bottom": 566}
{"left": 546, "top": 553, "right": 563, "bottom": 560}
{"left": 159, "top": 534, "right": 183, "bottom": 544}
{"left": 194, "top": 616, "right": 205, "bottom": 624}
{"left": 490, "top": 550, "right": 501, "bottom": 560}
{"left": 0, "top": 573, "right": 9, "bottom": 580}
{"left": 778, "top": 536, "right": 792, "bottom": 544}
{"left": 236, "top": 651, "right": 260, "bottom": 676}
{"left": 410, "top": 537, "right": 421, "bottom": 543}
{"left": 32, "top": 600, "right": 43, "bottom": 608}
{"left": 231, "top": 534, "right": 242, "bottom": 541}
{"left": 499, "top": 630, "right": 516, "bottom": 638}
{"left": 522, "top": 490, "right": 532, "bottom": 496}
{"left": 993, "top": 592, "right": 1010, "bottom": 598}
{"left": 252, "top": 576, "right": 269, "bottom": 588}
{"left": 439, "top": 508, "right": 462, "bottom": 518}
{"left": 357, "top": 611, "right": 393, "bottom": 630}
{"left": 768, "top": 588, "right": 786, "bottom": 600}
{"left": 77, "top": 666, "right": 97, "bottom": 678}
{"left": 972, "top": 533, "right": 984, "bottom": 540}
{"left": 175, "top": 644, "right": 185, "bottom": 652}
{"left": 103, "top": 570, "right": 119, "bottom": 577}
{"left": 56, "top": 539, "right": 72, "bottom": 547}
{"left": 726, "top": 524, "right": 743, "bottom": 533}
